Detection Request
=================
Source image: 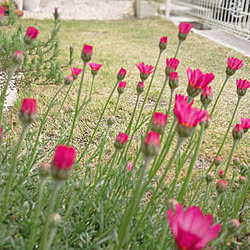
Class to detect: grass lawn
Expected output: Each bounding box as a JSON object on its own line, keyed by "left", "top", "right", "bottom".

{"left": 7, "top": 16, "right": 250, "bottom": 168}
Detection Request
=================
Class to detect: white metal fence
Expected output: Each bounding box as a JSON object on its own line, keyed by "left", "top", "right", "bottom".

{"left": 169, "top": 0, "right": 250, "bottom": 40}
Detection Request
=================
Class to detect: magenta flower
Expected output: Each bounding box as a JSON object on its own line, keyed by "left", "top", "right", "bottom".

{"left": 88, "top": 62, "right": 103, "bottom": 76}
{"left": 117, "top": 68, "right": 127, "bottom": 81}
{"left": 117, "top": 81, "right": 126, "bottom": 95}
{"left": 159, "top": 36, "right": 168, "bottom": 51}
{"left": 219, "top": 170, "right": 224, "bottom": 178}
{"left": 226, "top": 57, "right": 244, "bottom": 76}
{"left": 187, "top": 67, "right": 214, "bottom": 98}
{"left": 71, "top": 67, "right": 82, "bottom": 80}
{"left": 240, "top": 117, "right": 250, "bottom": 133}
{"left": 0, "top": 126, "right": 2, "bottom": 141}
{"left": 178, "top": 22, "right": 194, "bottom": 41}
{"left": 174, "top": 94, "right": 207, "bottom": 137}
{"left": 169, "top": 72, "right": 179, "bottom": 89}
{"left": 81, "top": 44, "right": 93, "bottom": 62}
{"left": 126, "top": 162, "right": 133, "bottom": 171}
{"left": 151, "top": 112, "right": 168, "bottom": 134}
{"left": 236, "top": 79, "right": 250, "bottom": 97}
{"left": 114, "top": 133, "right": 129, "bottom": 150}
{"left": 200, "top": 86, "right": 213, "bottom": 108}
{"left": 137, "top": 81, "right": 144, "bottom": 94}
{"left": 165, "top": 58, "right": 179, "bottom": 76}
{"left": 142, "top": 130, "right": 160, "bottom": 157}
{"left": 232, "top": 124, "right": 244, "bottom": 140}
{"left": 136, "top": 62, "right": 154, "bottom": 81}
{"left": 19, "top": 99, "right": 37, "bottom": 125}
{"left": 52, "top": 145, "right": 76, "bottom": 180}
{"left": 24, "top": 26, "right": 39, "bottom": 45}
{"left": 167, "top": 204, "right": 221, "bottom": 250}
{"left": 0, "top": 6, "right": 4, "bottom": 18}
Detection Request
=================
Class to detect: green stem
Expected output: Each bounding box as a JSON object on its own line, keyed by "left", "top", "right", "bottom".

{"left": 178, "top": 122, "right": 205, "bottom": 202}
{"left": 126, "top": 137, "right": 185, "bottom": 247}
{"left": 47, "top": 227, "right": 58, "bottom": 250}
{"left": 40, "top": 181, "right": 61, "bottom": 250}
{"left": 211, "top": 194, "right": 221, "bottom": 215}
{"left": 206, "top": 96, "right": 241, "bottom": 173}
{"left": 67, "top": 62, "right": 87, "bottom": 145}
{"left": 174, "top": 40, "right": 182, "bottom": 58}
{"left": 166, "top": 88, "right": 174, "bottom": 116}
{"left": 0, "top": 65, "right": 17, "bottom": 124}
{"left": 113, "top": 94, "right": 120, "bottom": 115}
{"left": 28, "top": 178, "right": 46, "bottom": 250}
{"left": 76, "top": 79, "right": 120, "bottom": 164}
{"left": 202, "top": 182, "right": 211, "bottom": 211}
{"left": 98, "top": 126, "right": 110, "bottom": 170}
{"left": 117, "top": 156, "right": 152, "bottom": 249}
{"left": 64, "top": 191, "right": 77, "bottom": 222}
{"left": 210, "top": 75, "right": 230, "bottom": 118}
{"left": 230, "top": 165, "right": 238, "bottom": 190}
{"left": 223, "top": 140, "right": 239, "bottom": 178}
{"left": 89, "top": 75, "right": 96, "bottom": 99}
{"left": 0, "top": 124, "right": 28, "bottom": 224}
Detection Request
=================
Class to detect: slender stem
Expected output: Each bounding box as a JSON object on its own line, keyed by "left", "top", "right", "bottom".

{"left": 0, "top": 124, "right": 28, "bottom": 224}
{"left": 76, "top": 79, "right": 120, "bottom": 163}
{"left": 202, "top": 182, "right": 211, "bottom": 211}
{"left": 174, "top": 40, "right": 182, "bottom": 58}
{"left": 98, "top": 126, "right": 110, "bottom": 169}
{"left": 126, "top": 94, "right": 140, "bottom": 135}
{"left": 89, "top": 75, "right": 96, "bottom": 99}
{"left": 127, "top": 137, "right": 185, "bottom": 247}
{"left": 47, "top": 227, "right": 58, "bottom": 250}
{"left": 113, "top": 94, "right": 120, "bottom": 115}
{"left": 223, "top": 140, "right": 239, "bottom": 178}
{"left": 166, "top": 88, "right": 174, "bottom": 116}
{"left": 117, "top": 156, "right": 152, "bottom": 249}
{"left": 178, "top": 122, "right": 205, "bottom": 202}
{"left": 28, "top": 179, "right": 46, "bottom": 250}
{"left": 0, "top": 65, "right": 17, "bottom": 124}
{"left": 211, "top": 194, "right": 221, "bottom": 215}
{"left": 67, "top": 62, "right": 87, "bottom": 145}
{"left": 230, "top": 165, "right": 238, "bottom": 189}
{"left": 64, "top": 191, "right": 77, "bottom": 222}
{"left": 206, "top": 96, "right": 241, "bottom": 173}
{"left": 40, "top": 181, "right": 61, "bottom": 250}
{"left": 210, "top": 75, "right": 230, "bottom": 118}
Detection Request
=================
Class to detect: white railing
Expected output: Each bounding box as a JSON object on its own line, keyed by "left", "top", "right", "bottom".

{"left": 167, "top": 0, "right": 250, "bottom": 40}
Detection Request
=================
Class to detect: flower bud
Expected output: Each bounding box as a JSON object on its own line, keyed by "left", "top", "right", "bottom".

{"left": 125, "top": 161, "right": 133, "bottom": 171}
{"left": 117, "top": 68, "right": 126, "bottom": 81}
{"left": 136, "top": 81, "right": 144, "bottom": 95}
{"left": 169, "top": 72, "right": 179, "bottom": 89}
{"left": 206, "top": 173, "right": 214, "bottom": 183}
{"left": 168, "top": 198, "right": 178, "bottom": 211}
{"left": 24, "top": 26, "right": 39, "bottom": 45}
{"left": 141, "top": 131, "right": 160, "bottom": 157}
{"left": 232, "top": 124, "right": 244, "bottom": 140}
{"left": 203, "top": 113, "right": 211, "bottom": 129}
{"left": 12, "top": 50, "right": 23, "bottom": 65}
{"left": 71, "top": 67, "right": 82, "bottom": 80}
{"left": 216, "top": 179, "right": 227, "bottom": 194}
{"left": 214, "top": 157, "right": 221, "bottom": 167}
{"left": 107, "top": 115, "right": 115, "bottom": 126}
{"left": 114, "top": 133, "right": 128, "bottom": 150}
{"left": 233, "top": 157, "right": 240, "bottom": 166}
{"left": 64, "top": 75, "right": 74, "bottom": 85}
{"left": 54, "top": 7, "right": 59, "bottom": 20}
{"left": 200, "top": 87, "right": 213, "bottom": 108}
{"left": 50, "top": 213, "right": 61, "bottom": 228}
{"left": 39, "top": 162, "right": 51, "bottom": 178}
{"left": 218, "top": 170, "right": 224, "bottom": 179}
{"left": 159, "top": 36, "right": 168, "bottom": 51}
{"left": 117, "top": 81, "right": 126, "bottom": 95}
{"left": 165, "top": 58, "right": 179, "bottom": 76}
{"left": 239, "top": 176, "right": 246, "bottom": 184}
{"left": 227, "top": 219, "right": 240, "bottom": 233}
{"left": 19, "top": 99, "right": 37, "bottom": 125}
{"left": 236, "top": 79, "right": 250, "bottom": 97}
{"left": 151, "top": 112, "right": 168, "bottom": 135}
{"left": 81, "top": 44, "right": 93, "bottom": 62}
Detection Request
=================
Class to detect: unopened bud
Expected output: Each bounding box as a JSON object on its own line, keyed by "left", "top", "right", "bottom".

{"left": 114, "top": 133, "right": 129, "bottom": 150}
{"left": 233, "top": 157, "right": 240, "bottom": 166}
{"left": 227, "top": 219, "right": 240, "bottom": 233}
{"left": 142, "top": 131, "right": 160, "bottom": 157}
{"left": 214, "top": 157, "right": 221, "bottom": 167}
{"left": 168, "top": 198, "right": 178, "bottom": 211}
{"left": 239, "top": 176, "right": 246, "bottom": 184}
{"left": 206, "top": 173, "right": 214, "bottom": 183}
{"left": 64, "top": 75, "right": 74, "bottom": 85}
{"left": 12, "top": 50, "right": 23, "bottom": 65}
{"left": 117, "top": 68, "right": 126, "bottom": 81}
{"left": 218, "top": 170, "right": 224, "bottom": 179}
{"left": 137, "top": 82, "right": 144, "bottom": 95}
{"left": 232, "top": 124, "right": 244, "bottom": 140}
{"left": 39, "top": 162, "right": 51, "bottom": 178}
{"left": 107, "top": 115, "right": 115, "bottom": 126}
{"left": 159, "top": 36, "right": 168, "bottom": 51}
{"left": 50, "top": 213, "right": 61, "bottom": 228}
{"left": 216, "top": 179, "right": 227, "bottom": 194}
{"left": 117, "top": 81, "right": 126, "bottom": 95}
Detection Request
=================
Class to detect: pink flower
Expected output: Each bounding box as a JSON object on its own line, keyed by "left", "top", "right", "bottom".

{"left": 12, "top": 50, "right": 23, "bottom": 65}
{"left": 159, "top": 36, "right": 168, "bottom": 51}
{"left": 114, "top": 133, "right": 129, "bottom": 150}
{"left": 240, "top": 117, "right": 250, "bottom": 133}
{"left": 126, "top": 162, "right": 133, "bottom": 171}
{"left": 232, "top": 124, "right": 244, "bottom": 140}
{"left": 137, "top": 81, "right": 144, "bottom": 94}
{"left": 219, "top": 170, "right": 224, "bottom": 178}
{"left": 169, "top": 72, "right": 179, "bottom": 89}
{"left": 117, "top": 81, "right": 127, "bottom": 95}
{"left": 151, "top": 112, "right": 168, "bottom": 134}
{"left": 0, "top": 6, "right": 4, "bottom": 17}
{"left": 165, "top": 58, "right": 179, "bottom": 76}
{"left": 142, "top": 131, "right": 160, "bottom": 157}
{"left": 52, "top": 145, "right": 76, "bottom": 180}
{"left": 81, "top": 44, "right": 93, "bottom": 62}
{"left": 88, "top": 63, "right": 103, "bottom": 76}
{"left": 167, "top": 204, "right": 221, "bottom": 250}
{"left": 178, "top": 22, "right": 194, "bottom": 41}
{"left": 71, "top": 67, "right": 82, "bottom": 79}
{"left": 117, "top": 68, "right": 127, "bottom": 81}
{"left": 187, "top": 67, "right": 214, "bottom": 98}
{"left": 24, "top": 27, "right": 39, "bottom": 45}
{"left": 136, "top": 62, "right": 154, "bottom": 81}
{"left": 200, "top": 86, "right": 213, "bottom": 107}
{"left": 0, "top": 126, "right": 2, "bottom": 140}
{"left": 174, "top": 94, "right": 207, "bottom": 137}
{"left": 236, "top": 79, "right": 250, "bottom": 97}
{"left": 20, "top": 99, "right": 37, "bottom": 124}
{"left": 227, "top": 57, "right": 244, "bottom": 70}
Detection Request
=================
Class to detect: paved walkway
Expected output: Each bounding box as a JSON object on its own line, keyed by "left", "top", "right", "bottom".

{"left": 23, "top": 0, "right": 134, "bottom": 20}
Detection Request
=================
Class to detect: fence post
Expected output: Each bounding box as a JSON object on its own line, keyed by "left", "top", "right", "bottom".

{"left": 165, "top": 0, "right": 171, "bottom": 19}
